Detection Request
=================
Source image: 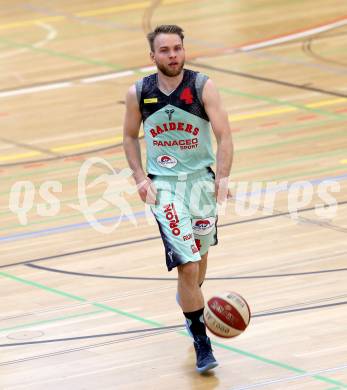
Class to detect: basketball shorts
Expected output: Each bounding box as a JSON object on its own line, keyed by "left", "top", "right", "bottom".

{"left": 149, "top": 167, "right": 218, "bottom": 271}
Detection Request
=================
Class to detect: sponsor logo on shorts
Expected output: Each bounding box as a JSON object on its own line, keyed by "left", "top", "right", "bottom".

{"left": 157, "top": 155, "right": 177, "bottom": 168}
{"left": 191, "top": 244, "right": 199, "bottom": 254}
{"left": 164, "top": 203, "right": 180, "bottom": 236}
{"left": 195, "top": 239, "right": 201, "bottom": 251}
{"left": 183, "top": 233, "right": 192, "bottom": 241}
{"left": 192, "top": 217, "right": 216, "bottom": 235}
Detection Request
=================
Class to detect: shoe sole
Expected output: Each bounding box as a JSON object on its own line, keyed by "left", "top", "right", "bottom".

{"left": 196, "top": 361, "right": 219, "bottom": 374}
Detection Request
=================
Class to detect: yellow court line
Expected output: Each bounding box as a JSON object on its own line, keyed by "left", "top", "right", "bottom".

{"left": 76, "top": 1, "right": 150, "bottom": 17}
{"left": 0, "top": 94, "right": 345, "bottom": 162}
{"left": 52, "top": 131, "right": 143, "bottom": 152}
{"left": 0, "top": 16, "right": 65, "bottom": 30}
{"left": 51, "top": 136, "right": 123, "bottom": 152}
{"left": 306, "top": 98, "right": 347, "bottom": 108}
{"left": 341, "top": 159, "right": 347, "bottom": 164}
{"left": 0, "top": 131, "right": 146, "bottom": 162}
{"left": 229, "top": 98, "right": 347, "bottom": 122}
{"left": 0, "top": 151, "right": 42, "bottom": 162}
{"left": 0, "top": 0, "right": 187, "bottom": 30}
{"left": 230, "top": 107, "right": 296, "bottom": 122}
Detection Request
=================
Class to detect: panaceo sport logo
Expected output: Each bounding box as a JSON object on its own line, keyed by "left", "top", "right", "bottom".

{"left": 192, "top": 217, "right": 216, "bottom": 235}
{"left": 157, "top": 155, "right": 177, "bottom": 168}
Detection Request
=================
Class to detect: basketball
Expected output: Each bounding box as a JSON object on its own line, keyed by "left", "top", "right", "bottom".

{"left": 204, "top": 291, "right": 251, "bottom": 338}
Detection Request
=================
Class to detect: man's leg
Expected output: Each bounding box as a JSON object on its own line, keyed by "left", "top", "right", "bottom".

{"left": 177, "top": 261, "right": 203, "bottom": 312}
{"left": 177, "top": 260, "right": 218, "bottom": 373}
{"left": 177, "top": 251, "right": 208, "bottom": 307}
{"left": 198, "top": 251, "right": 208, "bottom": 287}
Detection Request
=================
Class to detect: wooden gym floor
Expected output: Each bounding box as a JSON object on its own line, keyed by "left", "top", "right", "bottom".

{"left": 0, "top": 1, "right": 346, "bottom": 389}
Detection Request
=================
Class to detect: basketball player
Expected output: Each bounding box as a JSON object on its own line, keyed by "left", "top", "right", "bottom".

{"left": 123, "top": 25, "right": 233, "bottom": 373}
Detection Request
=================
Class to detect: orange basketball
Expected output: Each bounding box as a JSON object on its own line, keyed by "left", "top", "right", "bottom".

{"left": 204, "top": 291, "right": 251, "bottom": 338}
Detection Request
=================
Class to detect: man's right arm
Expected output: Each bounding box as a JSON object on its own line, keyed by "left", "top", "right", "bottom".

{"left": 123, "top": 85, "right": 146, "bottom": 183}
{"left": 123, "top": 85, "right": 157, "bottom": 204}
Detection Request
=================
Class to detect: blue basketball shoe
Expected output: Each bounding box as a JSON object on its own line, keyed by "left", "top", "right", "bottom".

{"left": 193, "top": 335, "right": 218, "bottom": 374}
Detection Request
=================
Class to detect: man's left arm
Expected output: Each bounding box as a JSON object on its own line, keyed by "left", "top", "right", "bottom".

{"left": 202, "top": 78, "right": 233, "bottom": 202}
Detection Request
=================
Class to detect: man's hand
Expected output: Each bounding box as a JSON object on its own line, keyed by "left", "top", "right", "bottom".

{"left": 137, "top": 177, "right": 157, "bottom": 204}
{"left": 215, "top": 176, "right": 232, "bottom": 205}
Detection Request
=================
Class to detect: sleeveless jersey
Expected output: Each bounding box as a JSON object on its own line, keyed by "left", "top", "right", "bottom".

{"left": 136, "top": 69, "right": 215, "bottom": 176}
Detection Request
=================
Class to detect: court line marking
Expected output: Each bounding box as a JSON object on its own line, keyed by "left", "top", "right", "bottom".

{"left": 244, "top": 50, "right": 347, "bottom": 77}
{"left": 0, "top": 271, "right": 346, "bottom": 388}
{"left": 1, "top": 172, "right": 347, "bottom": 235}
{"left": 228, "top": 98, "right": 346, "bottom": 122}
{"left": 1, "top": 7, "right": 345, "bottom": 60}
{"left": 0, "top": 139, "right": 345, "bottom": 188}
{"left": 0, "top": 115, "right": 342, "bottom": 175}
{"left": 50, "top": 135, "right": 123, "bottom": 152}
{"left": 1, "top": 173, "right": 346, "bottom": 242}
{"left": 1, "top": 201, "right": 347, "bottom": 271}
{"left": 1, "top": 292, "right": 346, "bottom": 334}
{"left": 220, "top": 86, "right": 346, "bottom": 120}
{"left": 26, "top": 263, "right": 347, "bottom": 283}
{"left": 188, "top": 60, "right": 347, "bottom": 99}
{"left": 0, "top": 90, "right": 344, "bottom": 162}
{"left": 0, "top": 22, "right": 57, "bottom": 59}
{"left": 238, "top": 17, "right": 347, "bottom": 52}
{"left": 0, "top": 310, "right": 104, "bottom": 334}
{"left": 0, "top": 36, "right": 124, "bottom": 72}
{"left": 81, "top": 70, "right": 134, "bottom": 83}
{"left": 0, "top": 0, "right": 189, "bottom": 31}
{"left": 230, "top": 364, "right": 347, "bottom": 390}
{"left": 0, "top": 81, "right": 71, "bottom": 98}
{"left": 1, "top": 160, "right": 346, "bottom": 218}
{"left": 295, "top": 344, "right": 347, "bottom": 357}
{"left": 0, "top": 151, "right": 42, "bottom": 162}
{"left": 3, "top": 122, "right": 345, "bottom": 163}
{"left": 30, "top": 126, "right": 123, "bottom": 144}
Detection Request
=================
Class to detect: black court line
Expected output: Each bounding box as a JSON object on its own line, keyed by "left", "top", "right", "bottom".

{"left": 303, "top": 38, "right": 347, "bottom": 68}
{"left": 0, "top": 325, "right": 180, "bottom": 348}
{"left": 186, "top": 60, "right": 347, "bottom": 98}
{"left": 1, "top": 300, "right": 346, "bottom": 348}
{"left": 0, "top": 330, "right": 178, "bottom": 366}
{"left": 0, "top": 136, "right": 145, "bottom": 168}
{"left": 1, "top": 200, "right": 346, "bottom": 270}
{"left": 0, "top": 141, "right": 122, "bottom": 168}
{"left": 0, "top": 137, "right": 63, "bottom": 158}
{"left": 26, "top": 263, "right": 347, "bottom": 281}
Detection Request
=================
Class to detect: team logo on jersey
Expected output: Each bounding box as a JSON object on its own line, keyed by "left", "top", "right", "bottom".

{"left": 165, "top": 108, "right": 175, "bottom": 120}
{"left": 149, "top": 122, "right": 199, "bottom": 138}
{"left": 180, "top": 87, "right": 193, "bottom": 104}
{"left": 192, "top": 217, "right": 216, "bottom": 235}
{"left": 157, "top": 155, "right": 177, "bottom": 168}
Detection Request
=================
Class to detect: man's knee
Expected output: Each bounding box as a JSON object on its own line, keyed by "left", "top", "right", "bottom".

{"left": 177, "top": 261, "right": 199, "bottom": 280}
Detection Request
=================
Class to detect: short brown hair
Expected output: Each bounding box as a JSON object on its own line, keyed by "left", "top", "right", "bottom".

{"left": 147, "top": 25, "right": 184, "bottom": 52}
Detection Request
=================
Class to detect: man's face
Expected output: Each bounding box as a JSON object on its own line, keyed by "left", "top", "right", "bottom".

{"left": 151, "top": 33, "right": 185, "bottom": 77}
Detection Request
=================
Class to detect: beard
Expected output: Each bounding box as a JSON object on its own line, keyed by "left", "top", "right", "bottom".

{"left": 156, "top": 59, "right": 184, "bottom": 77}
